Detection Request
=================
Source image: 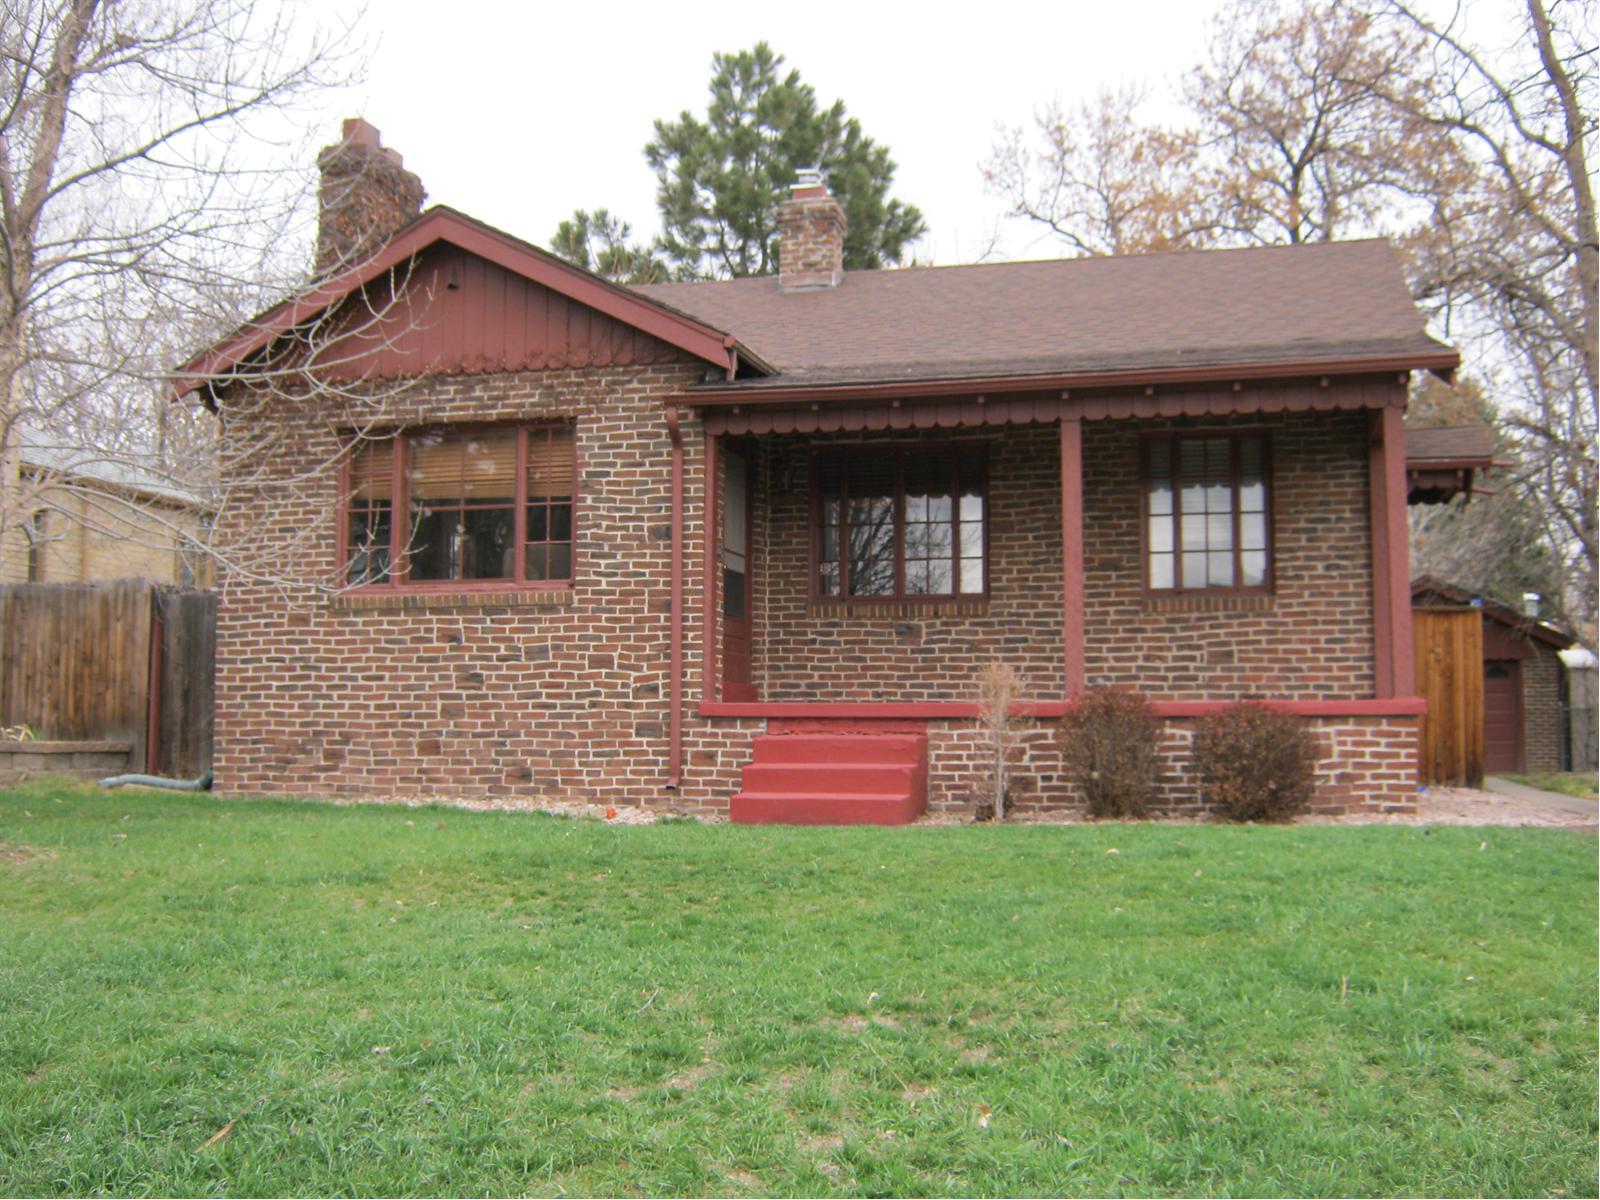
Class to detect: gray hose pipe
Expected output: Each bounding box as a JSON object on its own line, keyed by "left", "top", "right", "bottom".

{"left": 100, "top": 769, "right": 213, "bottom": 791}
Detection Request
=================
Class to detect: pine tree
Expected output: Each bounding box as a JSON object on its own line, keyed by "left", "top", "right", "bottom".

{"left": 547, "top": 210, "right": 668, "bottom": 284}
{"left": 646, "top": 43, "right": 925, "bottom": 279}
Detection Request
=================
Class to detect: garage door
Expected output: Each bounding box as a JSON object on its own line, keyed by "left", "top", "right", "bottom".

{"left": 1484, "top": 660, "right": 1523, "bottom": 774}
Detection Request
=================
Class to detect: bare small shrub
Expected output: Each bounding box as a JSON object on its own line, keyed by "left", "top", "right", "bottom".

{"left": 1192, "top": 703, "right": 1319, "bottom": 822}
{"left": 1057, "top": 688, "right": 1162, "bottom": 818}
{"left": 975, "top": 663, "right": 1026, "bottom": 820}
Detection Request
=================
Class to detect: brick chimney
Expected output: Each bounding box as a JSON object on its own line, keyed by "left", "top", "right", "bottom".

{"left": 316, "top": 118, "right": 426, "bottom": 275}
{"left": 777, "top": 168, "right": 846, "bottom": 290}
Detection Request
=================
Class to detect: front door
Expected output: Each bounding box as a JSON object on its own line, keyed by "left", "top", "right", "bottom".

{"left": 721, "top": 444, "right": 756, "bottom": 701}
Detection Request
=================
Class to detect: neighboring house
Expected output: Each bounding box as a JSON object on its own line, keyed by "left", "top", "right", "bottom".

{"left": 1412, "top": 576, "right": 1571, "bottom": 780}
{"left": 0, "top": 428, "right": 213, "bottom": 587}
{"left": 174, "top": 120, "right": 1469, "bottom": 822}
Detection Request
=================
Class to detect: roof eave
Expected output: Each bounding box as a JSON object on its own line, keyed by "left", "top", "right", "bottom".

{"left": 665, "top": 349, "right": 1462, "bottom": 407}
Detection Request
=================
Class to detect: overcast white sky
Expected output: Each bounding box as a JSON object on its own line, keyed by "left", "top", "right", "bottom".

{"left": 306, "top": 0, "right": 1521, "bottom": 267}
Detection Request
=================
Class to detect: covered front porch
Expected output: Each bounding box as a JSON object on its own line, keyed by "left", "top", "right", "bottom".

{"left": 661, "top": 375, "right": 1428, "bottom": 822}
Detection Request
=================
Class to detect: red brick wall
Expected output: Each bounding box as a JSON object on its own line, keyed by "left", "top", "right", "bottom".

{"left": 753, "top": 409, "right": 1375, "bottom": 704}
{"left": 213, "top": 360, "right": 754, "bottom": 809}
{"left": 1523, "top": 651, "right": 1563, "bottom": 773}
{"left": 756, "top": 426, "right": 1066, "bottom": 701}
{"left": 213, "top": 359, "right": 1404, "bottom": 814}
{"left": 925, "top": 713, "right": 1418, "bottom": 816}
{"left": 1081, "top": 410, "right": 1375, "bottom": 700}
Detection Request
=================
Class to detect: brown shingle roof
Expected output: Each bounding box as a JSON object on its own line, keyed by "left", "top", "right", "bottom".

{"left": 1402, "top": 423, "right": 1495, "bottom": 464}
{"left": 636, "top": 238, "right": 1453, "bottom": 390}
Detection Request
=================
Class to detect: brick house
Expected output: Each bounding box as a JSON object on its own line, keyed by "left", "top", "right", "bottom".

{"left": 175, "top": 120, "right": 1466, "bottom": 821}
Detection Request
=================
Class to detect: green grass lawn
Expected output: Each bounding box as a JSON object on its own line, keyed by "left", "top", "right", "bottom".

{"left": 1, "top": 783, "right": 1594, "bottom": 1198}
{"left": 1502, "top": 772, "right": 1600, "bottom": 802}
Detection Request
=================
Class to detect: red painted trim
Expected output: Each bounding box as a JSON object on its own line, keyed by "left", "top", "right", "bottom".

{"left": 702, "top": 431, "right": 718, "bottom": 704}
{"left": 699, "top": 698, "right": 1427, "bottom": 719}
{"left": 1059, "top": 417, "right": 1085, "bottom": 696}
{"left": 1380, "top": 406, "right": 1415, "bottom": 698}
{"left": 669, "top": 354, "right": 1458, "bottom": 408}
{"left": 666, "top": 408, "right": 684, "bottom": 789}
{"left": 173, "top": 206, "right": 762, "bottom": 399}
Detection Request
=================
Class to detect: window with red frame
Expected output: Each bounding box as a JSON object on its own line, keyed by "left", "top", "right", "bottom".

{"left": 345, "top": 424, "right": 574, "bottom": 587}
{"left": 1144, "top": 433, "right": 1270, "bottom": 592}
{"left": 814, "top": 446, "right": 987, "bottom": 600}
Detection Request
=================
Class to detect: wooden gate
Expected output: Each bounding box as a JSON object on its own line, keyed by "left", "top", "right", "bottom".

{"left": 1414, "top": 607, "right": 1484, "bottom": 786}
{"left": 0, "top": 581, "right": 214, "bottom": 776}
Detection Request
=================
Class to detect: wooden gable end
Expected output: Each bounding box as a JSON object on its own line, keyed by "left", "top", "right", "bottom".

{"left": 318, "top": 242, "right": 691, "bottom": 379}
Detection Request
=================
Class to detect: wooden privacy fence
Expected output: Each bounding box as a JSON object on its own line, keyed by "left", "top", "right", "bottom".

{"left": 0, "top": 581, "right": 214, "bottom": 777}
{"left": 1414, "top": 607, "right": 1484, "bottom": 787}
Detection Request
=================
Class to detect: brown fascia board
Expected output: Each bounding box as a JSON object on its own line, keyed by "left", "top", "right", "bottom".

{"left": 169, "top": 206, "right": 769, "bottom": 402}
{"left": 666, "top": 349, "right": 1462, "bottom": 408}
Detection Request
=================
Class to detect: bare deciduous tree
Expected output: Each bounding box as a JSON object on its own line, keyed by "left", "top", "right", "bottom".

{"left": 0, "top": 0, "right": 360, "bottom": 581}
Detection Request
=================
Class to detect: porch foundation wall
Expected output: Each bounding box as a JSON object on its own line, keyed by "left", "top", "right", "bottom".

{"left": 925, "top": 713, "right": 1419, "bottom": 817}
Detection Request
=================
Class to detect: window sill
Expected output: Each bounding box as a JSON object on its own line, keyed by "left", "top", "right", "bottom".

{"left": 1142, "top": 591, "right": 1274, "bottom": 614}
{"left": 807, "top": 598, "right": 990, "bottom": 620}
{"left": 330, "top": 586, "right": 575, "bottom": 612}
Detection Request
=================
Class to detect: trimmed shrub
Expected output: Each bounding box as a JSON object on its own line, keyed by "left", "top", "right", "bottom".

{"left": 1058, "top": 687, "right": 1162, "bottom": 818}
{"left": 1192, "top": 703, "right": 1319, "bottom": 822}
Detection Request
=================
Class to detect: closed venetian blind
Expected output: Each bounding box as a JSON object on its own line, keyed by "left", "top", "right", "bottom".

{"left": 527, "top": 426, "right": 574, "bottom": 498}
{"left": 408, "top": 430, "right": 517, "bottom": 502}
{"left": 350, "top": 440, "right": 393, "bottom": 501}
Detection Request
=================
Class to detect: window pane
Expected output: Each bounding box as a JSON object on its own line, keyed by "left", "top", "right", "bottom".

{"left": 821, "top": 524, "right": 839, "bottom": 561}
{"left": 724, "top": 567, "right": 747, "bottom": 618}
{"left": 351, "top": 441, "right": 393, "bottom": 501}
{"left": 347, "top": 505, "right": 391, "bottom": 584}
{"left": 960, "top": 522, "right": 983, "bottom": 556}
{"left": 1241, "top": 512, "right": 1266, "bottom": 551}
{"left": 527, "top": 505, "right": 547, "bottom": 542}
{"left": 1148, "top": 480, "right": 1172, "bottom": 517}
{"left": 1149, "top": 553, "right": 1175, "bottom": 589}
{"left": 408, "top": 509, "right": 458, "bottom": 580}
{"left": 905, "top": 560, "right": 930, "bottom": 594}
{"left": 461, "top": 431, "right": 516, "bottom": 500}
{"left": 905, "top": 523, "right": 929, "bottom": 557}
{"left": 960, "top": 557, "right": 984, "bottom": 594}
{"left": 819, "top": 560, "right": 840, "bottom": 595}
{"left": 926, "top": 559, "right": 953, "bottom": 594}
{"left": 1149, "top": 441, "right": 1171, "bottom": 482}
{"left": 462, "top": 507, "right": 514, "bottom": 579}
{"left": 1148, "top": 514, "right": 1173, "bottom": 554}
{"left": 926, "top": 522, "right": 952, "bottom": 556}
{"left": 1181, "top": 513, "right": 1206, "bottom": 550}
{"left": 1242, "top": 550, "right": 1267, "bottom": 587}
{"left": 527, "top": 426, "right": 575, "bottom": 498}
{"left": 1240, "top": 480, "right": 1266, "bottom": 513}
{"left": 549, "top": 544, "right": 572, "bottom": 580}
{"left": 1208, "top": 551, "right": 1234, "bottom": 587}
{"left": 959, "top": 490, "right": 983, "bottom": 521}
{"left": 550, "top": 503, "right": 572, "bottom": 542}
{"left": 906, "top": 494, "right": 927, "bottom": 521}
{"left": 846, "top": 457, "right": 895, "bottom": 596}
{"left": 1207, "top": 512, "right": 1234, "bottom": 549}
{"left": 524, "top": 544, "right": 548, "bottom": 580}
{"left": 1181, "top": 551, "right": 1205, "bottom": 587}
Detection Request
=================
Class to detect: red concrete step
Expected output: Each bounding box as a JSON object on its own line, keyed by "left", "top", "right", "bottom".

{"left": 749, "top": 734, "right": 924, "bottom": 765}
{"left": 740, "top": 762, "right": 915, "bottom": 795}
{"left": 731, "top": 731, "right": 929, "bottom": 825}
{"left": 730, "top": 791, "right": 926, "bottom": 826}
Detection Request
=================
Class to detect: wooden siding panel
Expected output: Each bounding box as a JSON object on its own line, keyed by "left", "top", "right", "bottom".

{"left": 318, "top": 244, "right": 687, "bottom": 379}
{"left": 1414, "top": 608, "right": 1484, "bottom": 786}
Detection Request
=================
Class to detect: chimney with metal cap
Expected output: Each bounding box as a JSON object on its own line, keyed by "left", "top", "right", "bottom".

{"left": 777, "top": 167, "right": 846, "bottom": 290}
{"left": 315, "top": 118, "right": 426, "bottom": 276}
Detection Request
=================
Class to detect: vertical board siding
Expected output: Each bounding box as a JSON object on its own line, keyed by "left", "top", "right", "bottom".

{"left": 1414, "top": 607, "right": 1484, "bottom": 786}
{"left": 0, "top": 581, "right": 214, "bottom": 775}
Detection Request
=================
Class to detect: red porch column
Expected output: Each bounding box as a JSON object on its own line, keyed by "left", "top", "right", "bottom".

{"left": 1060, "top": 415, "right": 1086, "bottom": 697}
{"left": 701, "top": 430, "right": 718, "bottom": 705}
{"left": 1369, "top": 404, "right": 1415, "bottom": 698}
